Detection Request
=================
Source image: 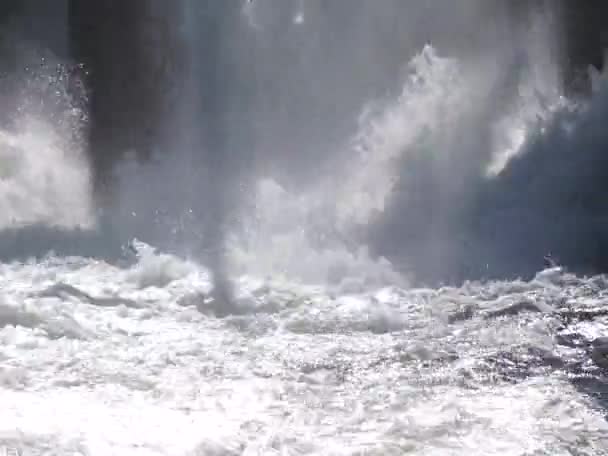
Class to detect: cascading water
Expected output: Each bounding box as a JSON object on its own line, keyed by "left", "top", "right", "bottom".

{"left": 2, "top": 1, "right": 608, "bottom": 455}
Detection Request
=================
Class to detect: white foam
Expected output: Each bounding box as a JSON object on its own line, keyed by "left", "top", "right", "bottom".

{"left": 0, "top": 250, "right": 606, "bottom": 454}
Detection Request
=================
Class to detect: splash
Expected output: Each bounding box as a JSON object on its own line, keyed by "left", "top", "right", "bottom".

{"left": 229, "top": 38, "right": 562, "bottom": 287}
{"left": 228, "top": 45, "right": 469, "bottom": 287}
{"left": 0, "top": 50, "right": 93, "bottom": 230}
{"left": 229, "top": 177, "right": 404, "bottom": 290}
{"left": 342, "top": 45, "right": 469, "bottom": 225}
{"left": 107, "top": 41, "right": 566, "bottom": 290}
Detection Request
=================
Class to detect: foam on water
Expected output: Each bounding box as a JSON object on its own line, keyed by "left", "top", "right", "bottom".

{"left": 1, "top": 247, "right": 608, "bottom": 454}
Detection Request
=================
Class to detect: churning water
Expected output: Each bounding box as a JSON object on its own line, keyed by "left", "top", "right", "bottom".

{"left": 2, "top": 1, "right": 608, "bottom": 455}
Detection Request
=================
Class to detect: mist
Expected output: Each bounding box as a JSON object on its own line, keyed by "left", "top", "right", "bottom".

{"left": 143, "top": 0, "right": 562, "bottom": 290}
{"left": 5, "top": 3, "right": 608, "bottom": 451}
{"left": 0, "top": 1, "right": 607, "bottom": 296}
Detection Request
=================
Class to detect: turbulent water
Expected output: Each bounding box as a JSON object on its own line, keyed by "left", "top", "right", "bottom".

{"left": 1, "top": 246, "right": 608, "bottom": 455}
{"left": 3, "top": 2, "right": 608, "bottom": 455}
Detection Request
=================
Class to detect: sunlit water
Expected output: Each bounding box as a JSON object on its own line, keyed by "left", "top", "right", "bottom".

{"left": 1, "top": 245, "right": 608, "bottom": 455}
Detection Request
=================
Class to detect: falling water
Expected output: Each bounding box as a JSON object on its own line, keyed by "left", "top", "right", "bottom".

{"left": 1, "top": 1, "right": 608, "bottom": 454}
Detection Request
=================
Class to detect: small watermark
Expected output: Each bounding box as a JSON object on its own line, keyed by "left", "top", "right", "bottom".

{"left": 0, "top": 447, "right": 84, "bottom": 456}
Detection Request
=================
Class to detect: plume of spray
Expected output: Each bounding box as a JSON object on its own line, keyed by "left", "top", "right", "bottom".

{"left": 361, "top": 2, "right": 608, "bottom": 283}
{"left": 364, "top": 4, "right": 571, "bottom": 284}
{"left": 108, "top": 0, "right": 563, "bottom": 293}
{"left": 469, "top": 60, "right": 608, "bottom": 279}
{"left": 103, "top": 1, "right": 245, "bottom": 314}
{"left": 0, "top": 45, "right": 93, "bottom": 232}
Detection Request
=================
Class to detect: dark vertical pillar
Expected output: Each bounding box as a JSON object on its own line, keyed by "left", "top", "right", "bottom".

{"left": 68, "top": 0, "right": 182, "bottom": 202}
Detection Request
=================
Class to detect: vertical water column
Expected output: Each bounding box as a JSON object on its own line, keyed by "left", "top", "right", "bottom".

{"left": 181, "top": 1, "right": 252, "bottom": 313}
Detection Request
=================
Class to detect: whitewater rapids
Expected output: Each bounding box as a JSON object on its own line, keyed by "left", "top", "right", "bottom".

{"left": 0, "top": 243, "right": 607, "bottom": 455}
